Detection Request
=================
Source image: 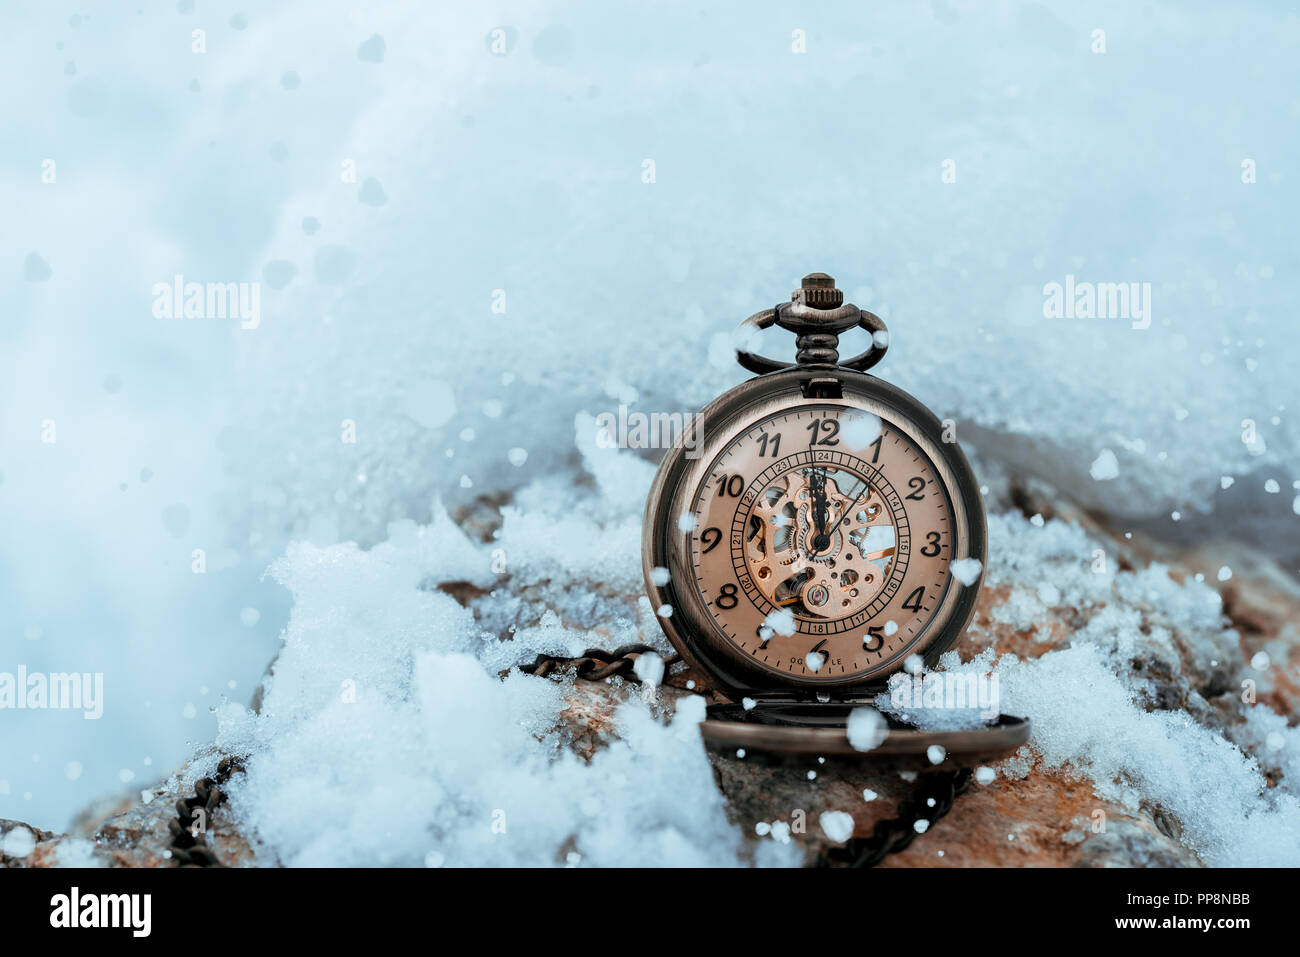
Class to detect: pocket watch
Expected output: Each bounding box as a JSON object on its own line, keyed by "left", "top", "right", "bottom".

{"left": 642, "top": 273, "right": 1029, "bottom": 758}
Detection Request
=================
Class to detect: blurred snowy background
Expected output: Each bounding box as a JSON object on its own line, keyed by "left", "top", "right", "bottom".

{"left": 2, "top": 0, "right": 1298, "bottom": 861}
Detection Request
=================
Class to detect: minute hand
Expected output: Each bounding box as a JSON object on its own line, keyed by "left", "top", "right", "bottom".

{"left": 810, "top": 468, "right": 831, "bottom": 551}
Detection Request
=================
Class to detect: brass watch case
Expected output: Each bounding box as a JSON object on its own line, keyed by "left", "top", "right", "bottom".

{"left": 641, "top": 275, "right": 1028, "bottom": 758}
{"left": 643, "top": 365, "right": 986, "bottom": 698}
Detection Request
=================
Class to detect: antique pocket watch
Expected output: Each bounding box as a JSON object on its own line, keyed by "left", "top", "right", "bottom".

{"left": 642, "top": 273, "right": 1029, "bottom": 759}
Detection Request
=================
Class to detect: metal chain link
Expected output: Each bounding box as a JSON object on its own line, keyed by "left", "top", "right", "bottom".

{"left": 504, "top": 643, "right": 680, "bottom": 683}
{"left": 817, "top": 766, "right": 972, "bottom": 868}
{"left": 166, "top": 755, "right": 245, "bottom": 867}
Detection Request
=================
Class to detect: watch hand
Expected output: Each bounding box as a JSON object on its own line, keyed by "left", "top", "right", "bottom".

{"left": 809, "top": 467, "right": 831, "bottom": 552}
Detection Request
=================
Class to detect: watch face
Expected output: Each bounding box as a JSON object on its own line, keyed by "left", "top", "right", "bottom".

{"left": 672, "top": 396, "right": 970, "bottom": 687}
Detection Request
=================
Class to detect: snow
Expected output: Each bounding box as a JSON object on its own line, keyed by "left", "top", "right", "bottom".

{"left": 1, "top": 1, "right": 1297, "bottom": 866}
{"left": 990, "top": 644, "right": 1300, "bottom": 866}
{"left": 632, "top": 651, "right": 665, "bottom": 687}
{"left": 838, "top": 412, "right": 882, "bottom": 449}
{"left": 876, "top": 672, "right": 994, "bottom": 731}
{"left": 200, "top": 486, "right": 788, "bottom": 865}
{"left": 819, "top": 810, "right": 855, "bottom": 843}
{"left": 216, "top": 551, "right": 785, "bottom": 865}
{"left": 1089, "top": 449, "right": 1120, "bottom": 481}
{"left": 763, "top": 607, "right": 798, "bottom": 637}
{"left": 846, "top": 707, "right": 888, "bottom": 752}
{"left": 950, "top": 558, "right": 983, "bottom": 586}
{"left": 53, "top": 837, "right": 102, "bottom": 868}
{"left": 891, "top": 510, "right": 1300, "bottom": 865}
{"left": 0, "top": 825, "right": 36, "bottom": 859}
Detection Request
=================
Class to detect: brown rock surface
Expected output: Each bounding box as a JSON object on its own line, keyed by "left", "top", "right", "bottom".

{"left": 3, "top": 751, "right": 257, "bottom": 868}
{"left": 6, "top": 484, "right": 1296, "bottom": 869}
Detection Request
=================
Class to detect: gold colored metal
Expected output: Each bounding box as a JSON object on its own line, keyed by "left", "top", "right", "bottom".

{"left": 742, "top": 467, "right": 896, "bottom": 620}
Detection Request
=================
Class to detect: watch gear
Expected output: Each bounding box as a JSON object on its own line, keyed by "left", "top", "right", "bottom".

{"left": 743, "top": 465, "right": 895, "bottom": 619}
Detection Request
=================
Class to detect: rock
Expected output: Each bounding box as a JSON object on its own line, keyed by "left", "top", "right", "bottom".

{"left": 705, "top": 750, "right": 1197, "bottom": 867}
{"left": 1, "top": 821, "right": 55, "bottom": 867}
{"left": 4, "top": 751, "right": 256, "bottom": 868}
{"left": 10, "top": 478, "right": 1297, "bottom": 868}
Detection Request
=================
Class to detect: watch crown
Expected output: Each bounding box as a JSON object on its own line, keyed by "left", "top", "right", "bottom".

{"left": 795, "top": 272, "right": 844, "bottom": 310}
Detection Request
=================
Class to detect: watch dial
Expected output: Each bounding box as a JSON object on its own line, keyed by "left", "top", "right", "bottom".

{"left": 686, "top": 404, "right": 957, "bottom": 682}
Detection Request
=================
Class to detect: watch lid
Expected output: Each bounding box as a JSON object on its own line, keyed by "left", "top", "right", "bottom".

{"left": 700, "top": 701, "right": 1030, "bottom": 761}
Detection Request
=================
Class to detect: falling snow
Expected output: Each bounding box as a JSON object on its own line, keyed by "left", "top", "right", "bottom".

{"left": 2, "top": 3, "right": 1296, "bottom": 871}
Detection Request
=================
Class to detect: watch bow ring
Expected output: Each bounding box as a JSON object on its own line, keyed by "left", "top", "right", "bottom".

{"left": 734, "top": 272, "right": 889, "bottom": 375}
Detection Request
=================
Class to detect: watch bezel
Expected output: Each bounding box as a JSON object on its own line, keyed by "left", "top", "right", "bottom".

{"left": 642, "top": 367, "right": 987, "bottom": 699}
